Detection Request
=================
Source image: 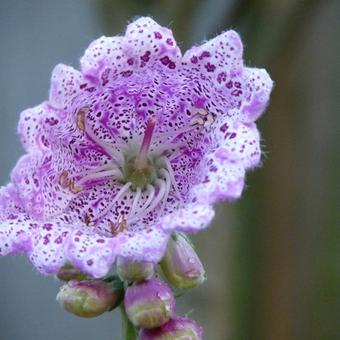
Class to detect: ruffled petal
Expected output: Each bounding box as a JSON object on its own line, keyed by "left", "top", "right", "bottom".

{"left": 65, "top": 229, "right": 117, "bottom": 278}
{"left": 191, "top": 153, "right": 246, "bottom": 204}
{"left": 49, "top": 64, "right": 87, "bottom": 110}
{"left": 80, "top": 17, "right": 181, "bottom": 85}
{"left": 0, "top": 183, "right": 24, "bottom": 220}
{"left": 28, "top": 222, "right": 70, "bottom": 274}
{"left": 17, "top": 102, "right": 59, "bottom": 152}
{"left": 239, "top": 67, "right": 273, "bottom": 122}
{"left": 158, "top": 203, "right": 215, "bottom": 233}
{"left": 114, "top": 227, "right": 170, "bottom": 264}
{"left": 0, "top": 214, "right": 37, "bottom": 255}
{"left": 11, "top": 152, "right": 76, "bottom": 220}
{"left": 182, "top": 30, "right": 243, "bottom": 79}
{"left": 80, "top": 36, "right": 126, "bottom": 85}
{"left": 124, "top": 17, "right": 181, "bottom": 70}
{"left": 213, "top": 121, "right": 261, "bottom": 169}
{"left": 0, "top": 184, "right": 37, "bottom": 255}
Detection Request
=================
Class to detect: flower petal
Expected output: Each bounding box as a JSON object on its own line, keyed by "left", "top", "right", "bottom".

{"left": 183, "top": 30, "right": 243, "bottom": 78}
{"left": 114, "top": 227, "right": 170, "bottom": 264}
{"left": 0, "top": 183, "right": 24, "bottom": 220}
{"left": 80, "top": 36, "right": 126, "bottom": 85}
{"left": 49, "top": 64, "right": 87, "bottom": 110}
{"left": 11, "top": 152, "right": 76, "bottom": 220}
{"left": 0, "top": 184, "right": 37, "bottom": 255}
{"left": 65, "top": 229, "right": 117, "bottom": 278}
{"left": 214, "top": 121, "right": 261, "bottom": 169}
{"left": 158, "top": 203, "right": 215, "bottom": 233}
{"left": 191, "top": 155, "right": 246, "bottom": 204}
{"left": 17, "top": 102, "right": 59, "bottom": 152}
{"left": 239, "top": 67, "right": 273, "bottom": 122}
{"left": 124, "top": 17, "right": 181, "bottom": 70}
{"left": 28, "top": 222, "right": 70, "bottom": 275}
{"left": 80, "top": 17, "right": 181, "bottom": 85}
{"left": 0, "top": 214, "right": 37, "bottom": 255}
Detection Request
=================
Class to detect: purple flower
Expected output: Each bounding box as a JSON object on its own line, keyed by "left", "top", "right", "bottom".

{"left": 0, "top": 17, "right": 273, "bottom": 278}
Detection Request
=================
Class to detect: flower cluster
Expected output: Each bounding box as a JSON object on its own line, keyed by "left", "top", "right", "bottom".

{"left": 0, "top": 16, "right": 272, "bottom": 338}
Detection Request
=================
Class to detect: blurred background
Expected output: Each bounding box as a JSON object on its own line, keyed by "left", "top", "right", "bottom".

{"left": 0, "top": 1, "right": 339, "bottom": 339}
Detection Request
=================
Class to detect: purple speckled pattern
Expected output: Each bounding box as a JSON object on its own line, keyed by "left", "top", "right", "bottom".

{"left": 0, "top": 17, "right": 273, "bottom": 278}
{"left": 139, "top": 316, "right": 203, "bottom": 340}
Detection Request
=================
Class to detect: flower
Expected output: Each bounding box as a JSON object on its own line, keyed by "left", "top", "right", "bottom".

{"left": 0, "top": 17, "right": 273, "bottom": 278}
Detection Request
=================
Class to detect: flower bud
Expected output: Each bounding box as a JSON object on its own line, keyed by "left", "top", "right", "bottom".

{"left": 57, "top": 280, "right": 123, "bottom": 318}
{"left": 124, "top": 278, "right": 175, "bottom": 329}
{"left": 160, "top": 233, "right": 205, "bottom": 289}
{"left": 139, "top": 317, "right": 203, "bottom": 340}
{"left": 57, "top": 263, "right": 87, "bottom": 282}
{"left": 116, "top": 256, "right": 154, "bottom": 282}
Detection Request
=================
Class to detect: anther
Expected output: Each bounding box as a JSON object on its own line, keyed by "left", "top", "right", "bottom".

{"left": 76, "top": 107, "right": 89, "bottom": 131}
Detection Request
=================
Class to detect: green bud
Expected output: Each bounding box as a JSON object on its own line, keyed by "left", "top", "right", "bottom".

{"left": 160, "top": 233, "right": 205, "bottom": 289}
{"left": 57, "top": 280, "right": 123, "bottom": 318}
{"left": 116, "top": 256, "right": 154, "bottom": 282}
{"left": 56, "top": 263, "right": 87, "bottom": 282}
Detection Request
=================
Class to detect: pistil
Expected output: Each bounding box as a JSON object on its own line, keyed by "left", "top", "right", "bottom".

{"left": 134, "top": 117, "right": 156, "bottom": 170}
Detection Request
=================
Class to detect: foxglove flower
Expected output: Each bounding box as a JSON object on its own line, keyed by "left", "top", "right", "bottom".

{"left": 0, "top": 17, "right": 273, "bottom": 279}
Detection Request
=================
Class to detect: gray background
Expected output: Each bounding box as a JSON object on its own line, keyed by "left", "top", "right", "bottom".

{"left": 1, "top": 1, "right": 339, "bottom": 340}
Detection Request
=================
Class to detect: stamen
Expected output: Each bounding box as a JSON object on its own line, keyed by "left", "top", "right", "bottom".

{"left": 154, "top": 142, "right": 186, "bottom": 154}
{"left": 127, "top": 179, "right": 165, "bottom": 224}
{"left": 59, "top": 170, "right": 82, "bottom": 194}
{"left": 77, "top": 107, "right": 123, "bottom": 163}
{"left": 85, "top": 123, "right": 117, "bottom": 159}
{"left": 135, "top": 116, "right": 156, "bottom": 169}
{"left": 168, "top": 149, "right": 185, "bottom": 161}
{"left": 76, "top": 107, "right": 87, "bottom": 131}
{"left": 76, "top": 168, "right": 122, "bottom": 187}
{"left": 86, "top": 163, "right": 116, "bottom": 174}
{"left": 161, "top": 157, "right": 183, "bottom": 201}
{"left": 153, "top": 125, "right": 197, "bottom": 142}
{"left": 159, "top": 169, "right": 171, "bottom": 214}
{"left": 134, "top": 184, "right": 155, "bottom": 217}
{"left": 109, "top": 214, "right": 127, "bottom": 236}
{"left": 95, "top": 182, "right": 132, "bottom": 222}
{"left": 128, "top": 187, "right": 142, "bottom": 218}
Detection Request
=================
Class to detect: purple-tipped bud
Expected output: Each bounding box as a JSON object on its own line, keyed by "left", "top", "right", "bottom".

{"left": 57, "top": 263, "right": 87, "bottom": 282}
{"left": 116, "top": 256, "right": 154, "bottom": 282}
{"left": 56, "top": 280, "right": 123, "bottom": 318}
{"left": 139, "top": 317, "right": 203, "bottom": 340}
{"left": 124, "top": 278, "right": 175, "bottom": 329}
{"left": 160, "top": 233, "right": 206, "bottom": 289}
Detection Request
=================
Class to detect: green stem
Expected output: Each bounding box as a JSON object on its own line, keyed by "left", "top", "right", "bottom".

{"left": 120, "top": 305, "right": 138, "bottom": 340}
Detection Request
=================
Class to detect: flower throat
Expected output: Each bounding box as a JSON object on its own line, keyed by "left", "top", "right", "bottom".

{"left": 122, "top": 117, "right": 159, "bottom": 191}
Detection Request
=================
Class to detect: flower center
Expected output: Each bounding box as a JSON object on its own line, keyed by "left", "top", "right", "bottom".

{"left": 121, "top": 117, "right": 159, "bottom": 190}
{"left": 68, "top": 107, "right": 211, "bottom": 226}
